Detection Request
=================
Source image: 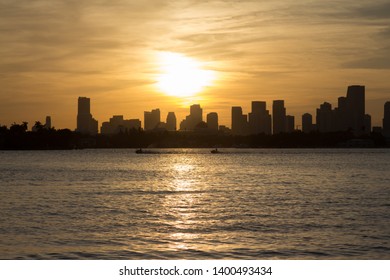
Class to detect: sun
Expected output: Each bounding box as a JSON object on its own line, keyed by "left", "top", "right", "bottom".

{"left": 156, "top": 52, "right": 215, "bottom": 97}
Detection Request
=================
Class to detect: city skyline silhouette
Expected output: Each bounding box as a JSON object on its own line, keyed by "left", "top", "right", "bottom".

{"left": 1, "top": 83, "right": 389, "bottom": 150}
{"left": 20, "top": 85, "right": 390, "bottom": 138}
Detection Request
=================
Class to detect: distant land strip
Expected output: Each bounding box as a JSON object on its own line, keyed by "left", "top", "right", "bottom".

{"left": 0, "top": 125, "right": 388, "bottom": 149}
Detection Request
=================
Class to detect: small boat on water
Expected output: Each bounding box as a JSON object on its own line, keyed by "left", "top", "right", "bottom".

{"left": 135, "top": 148, "right": 159, "bottom": 154}
{"left": 211, "top": 148, "right": 221, "bottom": 154}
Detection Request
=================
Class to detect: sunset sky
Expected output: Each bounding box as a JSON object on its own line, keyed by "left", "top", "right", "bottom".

{"left": 1, "top": 0, "right": 390, "bottom": 129}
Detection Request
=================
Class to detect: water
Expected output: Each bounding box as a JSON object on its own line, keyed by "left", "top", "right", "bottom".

{"left": 0, "top": 149, "right": 389, "bottom": 259}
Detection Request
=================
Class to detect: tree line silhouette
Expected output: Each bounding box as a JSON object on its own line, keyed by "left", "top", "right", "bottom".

{"left": 0, "top": 121, "right": 387, "bottom": 150}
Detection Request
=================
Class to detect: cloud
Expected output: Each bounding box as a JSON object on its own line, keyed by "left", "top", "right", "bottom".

{"left": 343, "top": 46, "right": 390, "bottom": 69}
{"left": 355, "top": 1, "right": 390, "bottom": 19}
{"left": 1, "top": 0, "right": 390, "bottom": 128}
{"left": 0, "top": 1, "right": 172, "bottom": 72}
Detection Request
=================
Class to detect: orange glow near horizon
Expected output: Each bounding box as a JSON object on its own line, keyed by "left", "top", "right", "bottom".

{"left": 156, "top": 52, "right": 216, "bottom": 98}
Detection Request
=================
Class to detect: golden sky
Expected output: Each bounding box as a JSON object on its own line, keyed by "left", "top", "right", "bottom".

{"left": 1, "top": 0, "right": 390, "bottom": 129}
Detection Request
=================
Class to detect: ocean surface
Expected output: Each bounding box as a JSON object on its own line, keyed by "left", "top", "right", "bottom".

{"left": 0, "top": 148, "right": 389, "bottom": 259}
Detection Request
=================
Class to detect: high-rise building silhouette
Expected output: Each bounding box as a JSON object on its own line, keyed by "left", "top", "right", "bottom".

{"left": 166, "top": 112, "right": 176, "bottom": 131}
{"left": 179, "top": 120, "right": 186, "bottom": 131}
{"left": 249, "top": 101, "right": 264, "bottom": 134}
{"left": 302, "top": 113, "right": 313, "bottom": 133}
{"left": 248, "top": 101, "right": 271, "bottom": 135}
{"left": 286, "top": 115, "right": 295, "bottom": 133}
{"left": 207, "top": 112, "right": 218, "bottom": 132}
{"left": 346, "top": 85, "right": 365, "bottom": 135}
{"left": 364, "top": 114, "right": 371, "bottom": 134}
{"left": 272, "top": 100, "right": 286, "bottom": 134}
{"left": 190, "top": 104, "right": 203, "bottom": 126}
{"left": 231, "top": 106, "right": 249, "bottom": 135}
{"left": 101, "top": 115, "right": 141, "bottom": 134}
{"left": 76, "top": 97, "right": 98, "bottom": 135}
{"left": 44, "top": 116, "right": 51, "bottom": 129}
{"left": 336, "top": 96, "right": 348, "bottom": 131}
{"left": 316, "top": 102, "right": 333, "bottom": 133}
{"left": 180, "top": 104, "right": 203, "bottom": 131}
{"left": 313, "top": 85, "right": 368, "bottom": 134}
{"left": 383, "top": 101, "right": 390, "bottom": 138}
{"left": 144, "top": 109, "right": 160, "bottom": 131}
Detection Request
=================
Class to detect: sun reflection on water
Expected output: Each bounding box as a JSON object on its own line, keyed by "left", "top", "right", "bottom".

{"left": 162, "top": 158, "right": 203, "bottom": 251}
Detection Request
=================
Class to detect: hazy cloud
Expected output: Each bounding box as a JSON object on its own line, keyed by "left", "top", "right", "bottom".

{"left": 355, "top": 1, "right": 390, "bottom": 19}
{"left": 343, "top": 47, "right": 390, "bottom": 69}
{"left": 1, "top": 0, "right": 390, "bottom": 128}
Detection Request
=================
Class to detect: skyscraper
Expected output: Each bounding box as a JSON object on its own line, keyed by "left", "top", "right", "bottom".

{"left": 231, "top": 106, "right": 241, "bottom": 135}
{"left": 336, "top": 96, "right": 348, "bottom": 131}
{"left": 44, "top": 116, "right": 51, "bottom": 129}
{"left": 231, "top": 106, "right": 249, "bottom": 135}
{"left": 272, "top": 100, "right": 286, "bottom": 134}
{"left": 383, "top": 101, "right": 390, "bottom": 138}
{"left": 286, "top": 115, "right": 295, "bottom": 133}
{"left": 302, "top": 113, "right": 313, "bottom": 133}
{"left": 249, "top": 101, "right": 265, "bottom": 135}
{"left": 144, "top": 109, "right": 160, "bottom": 131}
{"left": 364, "top": 114, "right": 371, "bottom": 134}
{"left": 316, "top": 102, "right": 333, "bottom": 133}
{"left": 248, "top": 101, "right": 271, "bottom": 135}
{"left": 190, "top": 104, "right": 203, "bottom": 127}
{"left": 346, "top": 85, "right": 365, "bottom": 135}
{"left": 207, "top": 112, "right": 218, "bottom": 132}
{"left": 166, "top": 112, "right": 176, "bottom": 131}
{"left": 180, "top": 104, "right": 203, "bottom": 131}
{"left": 76, "top": 97, "right": 98, "bottom": 135}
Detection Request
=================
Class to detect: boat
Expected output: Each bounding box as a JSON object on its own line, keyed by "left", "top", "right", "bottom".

{"left": 211, "top": 148, "right": 221, "bottom": 154}
{"left": 135, "top": 148, "right": 159, "bottom": 154}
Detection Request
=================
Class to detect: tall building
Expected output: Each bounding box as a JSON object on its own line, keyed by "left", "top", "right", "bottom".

{"left": 316, "top": 102, "right": 333, "bottom": 133}
{"left": 207, "top": 112, "right": 218, "bottom": 132}
{"left": 302, "top": 113, "right": 313, "bottom": 133}
{"left": 272, "top": 100, "right": 286, "bottom": 134}
{"left": 231, "top": 106, "right": 249, "bottom": 135}
{"left": 144, "top": 109, "right": 160, "bottom": 131}
{"left": 383, "top": 101, "right": 390, "bottom": 138}
{"left": 101, "top": 115, "right": 141, "bottom": 134}
{"left": 231, "top": 106, "right": 242, "bottom": 135}
{"left": 180, "top": 104, "right": 203, "bottom": 131}
{"left": 286, "top": 115, "right": 295, "bottom": 133}
{"left": 336, "top": 96, "right": 348, "bottom": 131}
{"left": 166, "top": 112, "right": 176, "bottom": 131}
{"left": 179, "top": 119, "right": 187, "bottom": 131}
{"left": 44, "top": 116, "right": 51, "bottom": 129}
{"left": 312, "top": 85, "right": 366, "bottom": 134}
{"left": 76, "top": 97, "right": 98, "bottom": 135}
{"left": 248, "top": 101, "right": 271, "bottom": 135}
{"left": 190, "top": 104, "right": 202, "bottom": 126}
{"left": 346, "top": 85, "right": 365, "bottom": 135}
